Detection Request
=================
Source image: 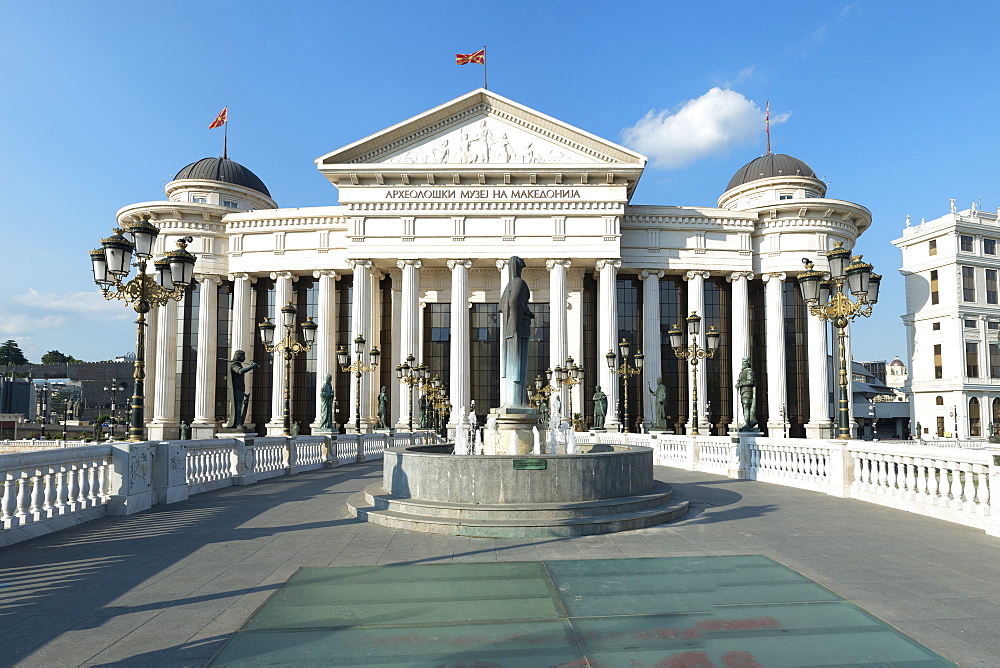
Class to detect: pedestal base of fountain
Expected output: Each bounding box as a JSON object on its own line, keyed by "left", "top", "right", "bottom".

{"left": 487, "top": 406, "right": 540, "bottom": 455}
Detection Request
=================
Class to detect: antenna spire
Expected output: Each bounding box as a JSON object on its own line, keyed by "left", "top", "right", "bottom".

{"left": 765, "top": 101, "right": 771, "bottom": 155}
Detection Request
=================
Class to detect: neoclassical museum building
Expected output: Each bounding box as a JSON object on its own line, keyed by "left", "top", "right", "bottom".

{"left": 116, "top": 89, "right": 872, "bottom": 440}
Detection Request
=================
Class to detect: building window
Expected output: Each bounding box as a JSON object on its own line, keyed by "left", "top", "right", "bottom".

{"left": 930, "top": 270, "right": 939, "bottom": 305}
{"left": 965, "top": 319, "right": 977, "bottom": 329}
{"left": 990, "top": 343, "right": 1000, "bottom": 378}
{"left": 936, "top": 415, "right": 945, "bottom": 438}
{"left": 961, "top": 235, "right": 974, "bottom": 252}
{"left": 988, "top": 269, "right": 998, "bottom": 304}
{"left": 929, "top": 239, "right": 937, "bottom": 255}
{"left": 935, "top": 396, "right": 944, "bottom": 406}
{"left": 778, "top": 193, "right": 793, "bottom": 201}
{"left": 192, "top": 196, "right": 207, "bottom": 204}
{"left": 966, "top": 342, "right": 980, "bottom": 378}
{"left": 932, "top": 322, "right": 941, "bottom": 331}
{"left": 986, "top": 238, "right": 997, "bottom": 255}
{"left": 469, "top": 304, "right": 500, "bottom": 413}
{"left": 934, "top": 344, "right": 943, "bottom": 379}
{"left": 962, "top": 266, "right": 976, "bottom": 302}
{"left": 969, "top": 397, "right": 982, "bottom": 437}
{"left": 223, "top": 200, "right": 239, "bottom": 208}
{"left": 989, "top": 321, "right": 1000, "bottom": 331}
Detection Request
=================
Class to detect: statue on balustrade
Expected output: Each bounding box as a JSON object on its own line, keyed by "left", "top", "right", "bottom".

{"left": 418, "top": 393, "right": 428, "bottom": 429}
{"left": 736, "top": 356, "right": 758, "bottom": 432}
{"left": 291, "top": 421, "right": 301, "bottom": 437}
{"left": 318, "top": 374, "right": 335, "bottom": 430}
{"left": 498, "top": 256, "right": 534, "bottom": 408}
{"left": 592, "top": 386, "right": 608, "bottom": 430}
{"left": 649, "top": 378, "right": 667, "bottom": 430}
{"left": 179, "top": 421, "right": 189, "bottom": 440}
{"left": 376, "top": 386, "right": 389, "bottom": 429}
{"left": 226, "top": 350, "right": 259, "bottom": 429}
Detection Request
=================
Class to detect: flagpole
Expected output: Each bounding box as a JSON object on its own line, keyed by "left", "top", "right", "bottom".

{"left": 483, "top": 45, "right": 487, "bottom": 90}
{"left": 765, "top": 101, "right": 771, "bottom": 155}
{"left": 223, "top": 117, "right": 228, "bottom": 159}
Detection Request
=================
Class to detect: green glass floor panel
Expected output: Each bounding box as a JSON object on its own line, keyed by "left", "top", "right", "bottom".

{"left": 212, "top": 620, "right": 583, "bottom": 667}
{"left": 210, "top": 557, "right": 956, "bottom": 667}
{"left": 244, "top": 562, "right": 563, "bottom": 630}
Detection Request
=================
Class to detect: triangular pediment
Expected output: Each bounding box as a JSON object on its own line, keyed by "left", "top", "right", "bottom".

{"left": 317, "top": 89, "right": 646, "bottom": 168}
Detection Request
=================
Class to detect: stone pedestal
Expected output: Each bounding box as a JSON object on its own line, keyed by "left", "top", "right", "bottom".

{"left": 487, "top": 407, "right": 541, "bottom": 455}
{"left": 218, "top": 425, "right": 257, "bottom": 437}
{"left": 217, "top": 433, "right": 257, "bottom": 485}
{"left": 190, "top": 423, "right": 217, "bottom": 440}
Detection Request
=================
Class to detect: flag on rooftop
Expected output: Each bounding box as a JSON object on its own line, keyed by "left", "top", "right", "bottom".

{"left": 209, "top": 107, "right": 228, "bottom": 130}
{"left": 456, "top": 49, "right": 485, "bottom": 65}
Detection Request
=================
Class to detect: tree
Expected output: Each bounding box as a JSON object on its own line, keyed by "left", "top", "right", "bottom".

{"left": 41, "top": 350, "right": 80, "bottom": 364}
{"left": 0, "top": 340, "right": 28, "bottom": 366}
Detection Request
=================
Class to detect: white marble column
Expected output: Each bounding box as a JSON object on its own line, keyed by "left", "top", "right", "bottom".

{"left": 496, "top": 259, "right": 509, "bottom": 407}
{"left": 192, "top": 274, "right": 222, "bottom": 438}
{"left": 311, "top": 270, "right": 338, "bottom": 431}
{"left": 448, "top": 260, "right": 472, "bottom": 427}
{"left": 685, "top": 271, "right": 708, "bottom": 433}
{"left": 763, "top": 272, "right": 788, "bottom": 436}
{"left": 143, "top": 302, "right": 157, "bottom": 429}
{"left": 229, "top": 273, "right": 253, "bottom": 423}
{"left": 547, "top": 259, "right": 571, "bottom": 417}
{"left": 597, "top": 259, "right": 621, "bottom": 430}
{"left": 806, "top": 306, "right": 833, "bottom": 438}
{"left": 641, "top": 270, "right": 664, "bottom": 430}
{"left": 727, "top": 272, "right": 752, "bottom": 430}
{"left": 148, "top": 299, "right": 178, "bottom": 440}
{"left": 396, "top": 260, "right": 421, "bottom": 429}
{"left": 266, "top": 271, "right": 294, "bottom": 435}
{"left": 347, "top": 259, "right": 375, "bottom": 433}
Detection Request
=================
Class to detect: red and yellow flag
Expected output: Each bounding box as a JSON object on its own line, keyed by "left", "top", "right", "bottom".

{"left": 208, "top": 107, "right": 228, "bottom": 129}
{"left": 455, "top": 49, "right": 485, "bottom": 65}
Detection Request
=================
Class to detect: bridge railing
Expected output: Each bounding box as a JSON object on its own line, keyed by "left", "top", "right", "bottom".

{"left": 1, "top": 431, "right": 441, "bottom": 547}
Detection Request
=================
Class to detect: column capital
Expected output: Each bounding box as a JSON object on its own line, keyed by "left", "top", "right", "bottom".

{"left": 312, "top": 269, "right": 338, "bottom": 279}
{"left": 346, "top": 258, "right": 372, "bottom": 270}
{"left": 762, "top": 272, "right": 787, "bottom": 283}
{"left": 595, "top": 259, "right": 622, "bottom": 271}
{"left": 639, "top": 269, "right": 665, "bottom": 280}
{"left": 684, "top": 270, "right": 710, "bottom": 282}
{"left": 228, "top": 272, "right": 250, "bottom": 281}
{"left": 269, "top": 271, "right": 295, "bottom": 281}
{"left": 447, "top": 259, "right": 473, "bottom": 270}
{"left": 396, "top": 259, "right": 423, "bottom": 270}
{"left": 546, "top": 259, "right": 572, "bottom": 271}
{"left": 194, "top": 273, "right": 223, "bottom": 285}
{"left": 726, "top": 271, "right": 755, "bottom": 282}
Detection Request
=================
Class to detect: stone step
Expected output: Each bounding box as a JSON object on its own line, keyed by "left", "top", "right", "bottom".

{"left": 347, "top": 487, "right": 689, "bottom": 538}
{"left": 358, "top": 481, "right": 679, "bottom": 520}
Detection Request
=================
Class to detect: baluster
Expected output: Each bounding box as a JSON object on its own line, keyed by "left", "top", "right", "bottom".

{"left": 853, "top": 453, "right": 863, "bottom": 488}
{"left": 29, "top": 471, "right": 42, "bottom": 517}
{"left": 65, "top": 465, "right": 78, "bottom": 509}
{"left": 929, "top": 461, "right": 941, "bottom": 502}
{"left": 1, "top": 474, "right": 14, "bottom": 524}
{"left": 14, "top": 471, "right": 28, "bottom": 520}
{"left": 978, "top": 464, "right": 991, "bottom": 513}
{"left": 949, "top": 461, "right": 964, "bottom": 508}
{"left": 54, "top": 465, "right": 67, "bottom": 514}
{"left": 962, "top": 463, "right": 976, "bottom": 512}
{"left": 78, "top": 464, "right": 91, "bottom": 507}
{"left": 87, "top": 462, "right": 99, "bottom": 503}
{"left": 42, "top": 466, "right": 54, "bottom": 514}
{"left": 888, "top": 456, "right": 899, "bottom": 494}
{"left": 915, "top": 459, "right": 927, "bottom": 501}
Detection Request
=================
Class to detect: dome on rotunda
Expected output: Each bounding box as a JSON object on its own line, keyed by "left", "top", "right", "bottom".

{"left": 173, "top": 157, "right": 271, "bottom": 197}
{"left": 725, "top": 153, "right": 817, "bottom": 192}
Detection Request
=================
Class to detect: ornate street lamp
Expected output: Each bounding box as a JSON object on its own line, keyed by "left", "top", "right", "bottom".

{"left": 529, "top": 370, "right": 556, "bottom": 422}
{"left": 258, "top": 302, "right": 317, "bottom": 437}
{"left": 396, "top": 353, "right": 424, "bottom": 432}
{"left": 90, "top": 214, "right": 195, "bottom": 441}
{"left": 606, "top": 339, "right": 644, "bottom": 433}
{"left": 669, "top": 312, "right": 722, "bottom": 436}
{"left": 798, "top": 241, "right": 880, "bottom": 439}
{"left": 336, "top": 335, "right": 380, "bottom": 434}
{"left": 553, "top": 356, "right": 584, "bottom": 430}
{"left": 104, "top": 379, "right": 127, "bottom": 439}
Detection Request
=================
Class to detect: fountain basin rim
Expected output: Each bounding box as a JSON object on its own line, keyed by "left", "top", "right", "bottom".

{"left": 388, "top": 443, "right": 653, "bottom": 458}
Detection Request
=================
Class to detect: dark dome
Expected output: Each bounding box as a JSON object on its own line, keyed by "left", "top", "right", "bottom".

{"left": 725, "top": 153, "right": 817, "bottom": 192}
{"left": 173, "top": 157, "right": 270, "bottom": 197}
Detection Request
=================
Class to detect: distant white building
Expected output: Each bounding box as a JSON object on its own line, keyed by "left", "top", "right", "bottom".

{"left": 894, "top": 203, "right": 1000, "bottom": 439}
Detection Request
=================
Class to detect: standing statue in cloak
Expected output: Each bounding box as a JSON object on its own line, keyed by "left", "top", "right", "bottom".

{"left": 318, "top": 374, "right": 335, "bottom": 430}
{"left": 498, "top": 256, "right": 534, "bottom": 408}
{"left": 226, "top": 350, "right": 259, "bottom": 429}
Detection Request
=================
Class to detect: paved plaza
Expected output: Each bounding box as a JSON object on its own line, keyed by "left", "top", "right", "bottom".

{"left": 2, "top": 462, "right": 999, "bottom": 667}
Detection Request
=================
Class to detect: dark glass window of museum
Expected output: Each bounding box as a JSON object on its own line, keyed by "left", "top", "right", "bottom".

{"left": 334, "top": 277, "right": 353, "bottom": 428}
{"left": 989, "top": 342, "right": 1000, "bottom": 378}
{"left": 527, "top": 303, "right": 550, "bottom": 401}
{"left": 469, "top": 303, "right": 499, "bottom": 416}
{"left": 934, "top": 343, "right": 943, "bottom": 379}
{"left": 929, "top": 239, "right": 937, "bottom": 255}
{"left": 962, "top": 266, "right": 976, "bottom": 302}
{"left": 748, "top": 280, "right": 769, "bottom": 433}
{"left": 987, "top": 269, "right": 998, "bottom": 304}
{"left": 965, "top": 319, "right": 977, "bottom": 329}
{"left": 969, "top": 397, "right": 982, "bottom": 437}
{"left": 214, "top": 281, "right": 234, "bottom": 422}
{"left": 706, "top": 278, "right": 733, "bottom": 434}
{"left": 616, "top": 276, "right": 643, "bottom": 432}
{"left": 986, "top": 238, "right": 997, "bottom": 255}
{"left": 292, "top": 277, "right": 318, "bottom": 432}
{"left": 936, "top": 415, "right": 945, "bottom": 438}
{"left": 659, "top": 276, "right": 688, "bottom": 432}
{"left": 177, "top": 282, "right": 200, "bottom": 425}
{"left": 783, "top": 282, "right": 809, "bottom": 438}
{"left": 423, "top": 303, "right": 451, "bottom": 397}
{"left": 966, "top": 342, "right": 979, "bottom": 378}
{"left": 961, "top": 235, "right": 974, "bottom": 252}
{"left": 930, "top": 270, "right": 939, "bottom": 305}
{"left": 581, "top": 273, "right": 598, "bottom": 426}
{"left": 378, "top": 277, "right": 393, "bottom": 406}
{"left": 252, "top": 277, "right": 276, "bottom": 427}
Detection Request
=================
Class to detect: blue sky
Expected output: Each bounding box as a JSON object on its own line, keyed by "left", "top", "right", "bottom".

{"left": 1, "top": 1, "right": 998, "bottom": 364}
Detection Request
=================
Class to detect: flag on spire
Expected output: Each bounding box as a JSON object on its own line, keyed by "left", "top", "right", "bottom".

{"left": 455, "top": 49, "right": 485, "bottom": 65}
{"left": 209, "top": 107, "right": 228, "bottom": 130}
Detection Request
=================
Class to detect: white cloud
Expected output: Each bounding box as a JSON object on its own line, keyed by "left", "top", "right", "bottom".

{"left": 0, "top": 313, "right": 68, "bottom": 336}
{"left": 622, "top": 88, "right": 787, "bottom": 169}
{"left": 792, "top": 2, "right": 858, "bottom": 57}
{"left": 10, "top": 288, "right": 127, "bottom": 316}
